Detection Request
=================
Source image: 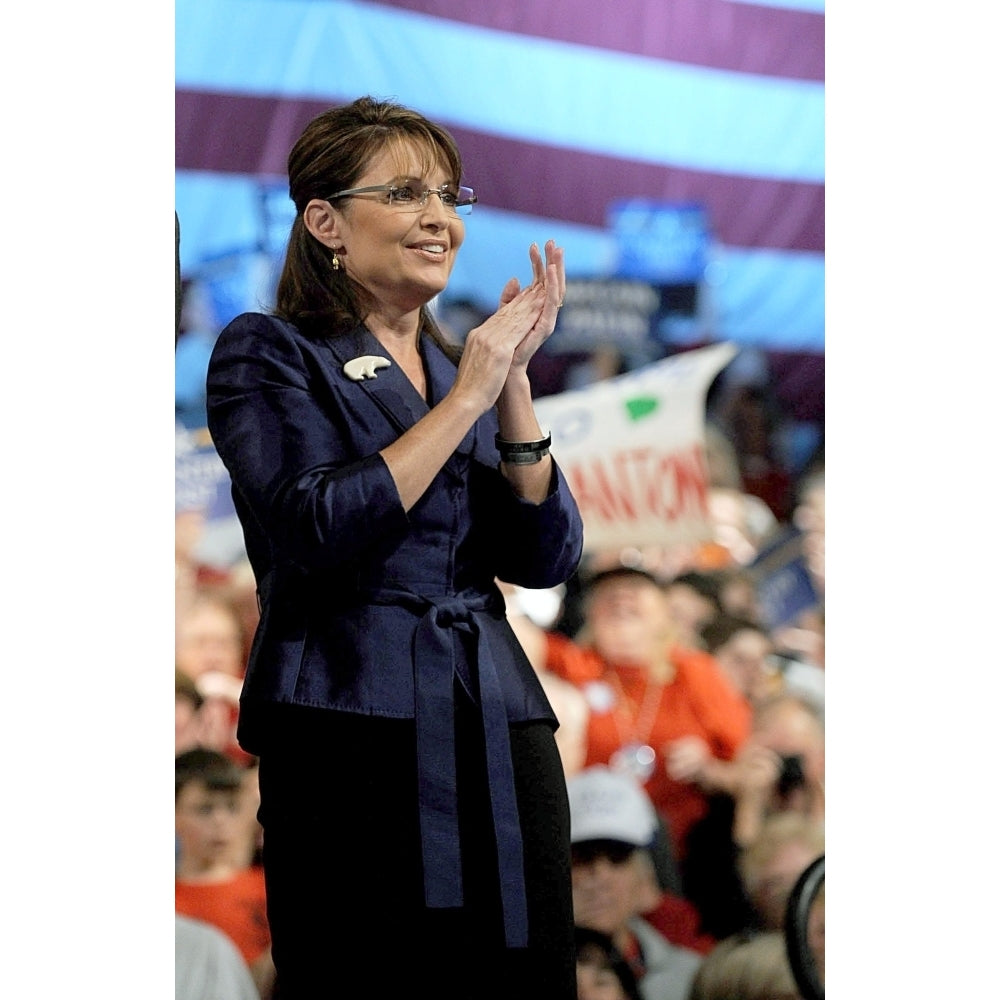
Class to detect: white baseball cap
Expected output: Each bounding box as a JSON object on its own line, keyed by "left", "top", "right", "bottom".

{"left": 567, "top": 766, "right": 657, "bottom": 846}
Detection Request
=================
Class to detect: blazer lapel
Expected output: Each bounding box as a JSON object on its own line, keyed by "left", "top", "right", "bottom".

{"left": 324, "top": 326, "right": 428, "bottom": 436}
{"left": 324, "top": 326, "right": 482, "bottom": 477}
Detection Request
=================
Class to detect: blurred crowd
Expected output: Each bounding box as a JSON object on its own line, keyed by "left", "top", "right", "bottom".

{"left": 175, "top": 283, "right": 825, "bottom": 1000}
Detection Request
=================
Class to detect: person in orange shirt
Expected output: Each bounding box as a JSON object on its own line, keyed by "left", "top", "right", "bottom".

{"left": 540, "top": 567, "right": 752, "bottom": 863}
{"left": 175, "top": 748, "right": 275, "bottom": 999}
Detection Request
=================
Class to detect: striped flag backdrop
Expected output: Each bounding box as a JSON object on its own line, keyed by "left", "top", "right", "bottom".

{"left": 175, "top": 0, "right": 824, "bottom": 355}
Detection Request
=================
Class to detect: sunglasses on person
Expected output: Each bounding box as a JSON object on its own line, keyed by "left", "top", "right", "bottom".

{"left": 570, "top": 839, "right": 637, "bottom": 866}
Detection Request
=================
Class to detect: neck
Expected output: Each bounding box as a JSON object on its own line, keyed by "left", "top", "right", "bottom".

{"left": 365, "top": 305, "right": 423, "bottom": 350}
{"left": 176, "top": 857, "right": 238, "bottom": 883}
{"left": 368, "top": 317, "right": 428, "bottom": 400}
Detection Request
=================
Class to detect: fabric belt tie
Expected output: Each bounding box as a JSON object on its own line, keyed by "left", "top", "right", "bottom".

{"left": 375, "top": 587, "right": 529, "bottom": 949}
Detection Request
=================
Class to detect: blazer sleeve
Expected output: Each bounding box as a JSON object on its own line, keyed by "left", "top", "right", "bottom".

{"left": 206, "top": 313, "right": 410, "bottom": 572}
{"left": 476, "top": 459, "right": 585, "bottom": 590}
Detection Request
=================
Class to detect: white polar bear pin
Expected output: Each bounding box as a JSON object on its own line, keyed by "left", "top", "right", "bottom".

{"left": 343, "top": 355, "right": 392, "bottom": 381}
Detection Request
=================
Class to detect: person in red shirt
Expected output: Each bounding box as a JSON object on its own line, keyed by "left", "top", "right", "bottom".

{"left": 175, "top": 748, "right": 275, "bottom": 999}
{"left": 541, "top": 567, "right": 752, "bottom": 863}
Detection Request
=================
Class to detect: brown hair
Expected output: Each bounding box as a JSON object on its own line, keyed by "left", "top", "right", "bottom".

{"left": 175, "top": 747, "right": 244, "bottom": 801}
{"left": 275, "top": 95, "right": 464, "bottom": 358}
{"left": 574, "top": 926, "right": 643, "bottom": 1000}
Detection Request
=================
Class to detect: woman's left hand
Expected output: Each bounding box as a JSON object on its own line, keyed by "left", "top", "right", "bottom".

{"left": 498, "top": 239, "right": 565, "bottom": 371}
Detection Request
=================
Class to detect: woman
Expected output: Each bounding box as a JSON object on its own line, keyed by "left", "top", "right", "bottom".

{"left": 205, "top": 97, "right": 584, "bottom": 998}
{"left": 539, "top": 566, "right": 752, "bottom": 863}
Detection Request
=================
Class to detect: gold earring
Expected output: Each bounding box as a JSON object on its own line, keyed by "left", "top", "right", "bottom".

{"left": 331, "top": 251, "right": 340, "bottom": 271}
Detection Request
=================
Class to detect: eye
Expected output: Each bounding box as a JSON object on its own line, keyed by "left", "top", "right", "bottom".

{"left": 439, "top": 188, "right": 459, "bottom": 207}
{"left": 390, "top": 184, "right": 420, "bottom": 204}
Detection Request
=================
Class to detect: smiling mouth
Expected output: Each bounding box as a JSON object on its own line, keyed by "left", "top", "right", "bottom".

{"left": 410, "top": 243, "right": 447, "bottom": 256}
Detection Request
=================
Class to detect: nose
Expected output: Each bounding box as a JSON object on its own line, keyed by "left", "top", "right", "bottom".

{"left": 419, "top": 189, "right": 451, "bottom": 225}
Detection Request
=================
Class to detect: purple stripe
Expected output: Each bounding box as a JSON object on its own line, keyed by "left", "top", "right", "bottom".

{"left": 176, "top": 90, "right": 824, "bottom": 253}
{"left": 376, "top": 0, "right": 824, "bottom": 82}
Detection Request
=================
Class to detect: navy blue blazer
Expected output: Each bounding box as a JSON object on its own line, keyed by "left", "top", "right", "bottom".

{"left": 206, "top": 312, "right": 584, "bottom": 945}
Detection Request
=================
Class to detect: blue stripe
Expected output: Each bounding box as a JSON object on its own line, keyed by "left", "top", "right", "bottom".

{"left": 702, "top": 246, "right": 824, "bottom": 349}
{"left": 176, "top": 171, "right": 823, "bottom": 350}
{"left": 175, "top": 0, "right": 824, "bottom": 182}
{"left": 726, "top": 0, "right": 824, "bottom": 12}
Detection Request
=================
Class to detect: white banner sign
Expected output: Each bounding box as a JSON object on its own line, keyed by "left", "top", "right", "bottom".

{"left": 534, "top": 342, "right": 738, "bottom": 554}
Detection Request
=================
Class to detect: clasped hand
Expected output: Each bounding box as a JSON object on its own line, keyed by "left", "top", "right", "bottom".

{"left": 453, "top": 240, "right": 565, "bottom": 413}
{"left": 499, "top": 238, "right": 565, "bottom": 371}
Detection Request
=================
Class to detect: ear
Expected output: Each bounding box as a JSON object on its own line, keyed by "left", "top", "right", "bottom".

{"left": 303, "top": 198, "right": 341, "bottom": 248}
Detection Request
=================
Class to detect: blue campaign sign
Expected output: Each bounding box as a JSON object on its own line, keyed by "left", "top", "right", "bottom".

{"left": 176, "top": 424, "right": 228, "bottom": 514}
{"left": 175, "top": 424, "right": 246, "bottom": 569}
{"left": 546, "top": 276, "right": 664, "bottom": 353}
{"left": 607, "top": 200, "right": 710, "bottom": 285}
{"left": 749, "top": 527, "right": 819, "bottom": 631}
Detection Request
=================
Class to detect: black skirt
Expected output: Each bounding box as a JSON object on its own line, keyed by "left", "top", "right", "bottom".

{"left": 255, "top": 689, "right": 576, "bottom": 999}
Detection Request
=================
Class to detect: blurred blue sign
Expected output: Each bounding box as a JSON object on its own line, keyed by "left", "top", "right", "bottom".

{"left": 749, "top": 527, "right": 819, "bottom": 630}
{"left": 608, "top": 200, "right": 710, "bottom": 285}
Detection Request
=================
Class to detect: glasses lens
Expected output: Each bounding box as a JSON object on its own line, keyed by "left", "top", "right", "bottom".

{"left": 387, "top": 183, "right": 422, "bottom": 208}
{"left": 386, "top": 183, "right": 475, "bottom": 216}
{"left": 455, "top": 186, "right": 475, "bottom": 216}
